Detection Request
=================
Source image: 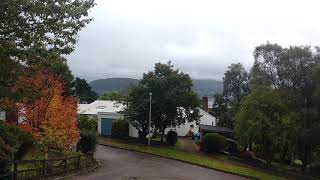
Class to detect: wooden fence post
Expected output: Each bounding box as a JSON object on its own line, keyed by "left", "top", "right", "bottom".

{"left": 42, "top": 159, "right": 46, "bottom": 176}
{"left": 13, "top": 161, "right": 17, "bottom": 180}
{"left": 77, "top": 155, "right": 81, "bottom": 169}
{"left": 63, "top": 159, "right": 67, "bottom": 172}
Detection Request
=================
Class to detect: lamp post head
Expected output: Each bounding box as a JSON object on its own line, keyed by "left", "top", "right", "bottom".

{"left": 149, "top": 92, "right": 152, "bottom": 96}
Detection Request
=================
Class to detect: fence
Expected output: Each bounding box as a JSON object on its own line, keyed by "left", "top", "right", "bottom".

{"left": 0, "top": 155, "right": 82, "bottom": 180}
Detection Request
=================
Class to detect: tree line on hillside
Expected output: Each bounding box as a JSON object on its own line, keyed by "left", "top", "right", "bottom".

{"left": 212, "top": 43, "right": 320, "bottom": 171}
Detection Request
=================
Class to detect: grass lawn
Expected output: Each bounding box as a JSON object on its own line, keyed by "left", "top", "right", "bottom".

{"left": 99, "top": 137, "right": 286, "bottom": 180}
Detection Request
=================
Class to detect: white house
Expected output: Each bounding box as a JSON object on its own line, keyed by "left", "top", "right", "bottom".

{"left": 78, "top": 100, "right": 124, "bottom": 135}
{"left": 128, "top": 108, "right": 216, "bottom": 137}
{"left": 78, "top": 100, "right": 216, "bottom": 137}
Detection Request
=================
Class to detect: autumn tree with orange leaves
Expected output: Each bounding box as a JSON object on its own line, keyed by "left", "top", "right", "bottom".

{"left": 14, "top": 71, "right": 80, "bottom": 153}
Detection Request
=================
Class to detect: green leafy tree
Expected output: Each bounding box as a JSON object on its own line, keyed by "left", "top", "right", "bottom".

{"left": 211, "top": 93, "right": 230, "bottom": 127}
{"left": 0, "top": 0, "right": 95, "bottom": 58}
{"left": 140, "top": 62, "right": 201, "bottom": 141}
{"left": 250, "top": 43, "right": 320, "bottom": 169}
{"left": 100, "top": 91, "right": 123, "bottom": 101}
{"left": 123, "top": 62, "right": 201, "bottom": 141}
{"left": 223, "top": 63, "right": 249, "bottom": 102}
{"left": 219, "top": 63, "right": 249, "bottom": 129}
{"left": 74, "top": 78, "right": 97, "bottom": 104}
{"left": 122, "top": 84, "right": 151, "bottom": 139}
{"left": 235, "top": 89, "right": 297, "bottom": 164}
{"left": 0, "top": 0, "right": 95, "bottom": 110}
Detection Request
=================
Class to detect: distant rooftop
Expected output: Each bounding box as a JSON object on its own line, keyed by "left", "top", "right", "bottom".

{"left": 78, "top": 100, "right": 124, "bottom": 115}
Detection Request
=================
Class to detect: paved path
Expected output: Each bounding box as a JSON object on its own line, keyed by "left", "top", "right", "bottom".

{"left": 179, "top": 138, "right": 199, "bottom": 153}
{"left": 71, "top": 145, "right": 246, "bottom": 180}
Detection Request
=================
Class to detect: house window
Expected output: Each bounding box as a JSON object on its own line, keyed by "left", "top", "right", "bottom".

{"left": 0, "top": 111, "right": 5, "bottom": 121}
{"left": 96, "top": 106, "right": 107, "bottom": 109}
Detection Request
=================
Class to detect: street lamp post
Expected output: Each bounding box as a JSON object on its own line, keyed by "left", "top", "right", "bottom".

{"left": 148, "top": 92, "right": 152, "bottom": 146}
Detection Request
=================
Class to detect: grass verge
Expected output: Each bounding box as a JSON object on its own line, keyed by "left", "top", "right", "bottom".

{"left": 99, "top": 138, "right": 286, "bottom": 180}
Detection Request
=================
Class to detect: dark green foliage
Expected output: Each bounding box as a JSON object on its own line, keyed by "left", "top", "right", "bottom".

{"left": 100, "top": 91, "right": 124, "bottom": 101}
{"left": 77, "top": 115, "right": 97, "bottom": 132}
{"left": 211, "top": 93, "right": 230, "bottom": 127}
{"left": 0, "top": 122, "right": 34, "bottom": 160}
{"left": 235, "top": 89, "right": 295, "bottom": 163}
{"left": 77, "top": 131, "right": 97, "bottom": 154}
{"left": 0, "top": 0, "right": 95, "bottom": 57}
{"left": 248, "top": 43, "right": 320, "bottom": 169}
{"left": 140, "top": 62, "right": 201, "bottom": 141}
{"left": 0, "top": 0, "right": 94, "bottom": 103}
{"left": 112, "top": 119, "right": 129, "bottom": 137}
{"left": 123, "top": 62, "right": 201, "bottom": 141}
{"left": 215, "top": 63, "right": 249, "bottom": 129}
{"left": 202, "top": 133, "right": 227, "bottom": 153}
{"left": 166, "top": 131, "right": 178, "bottom": 146}
{"left": 123, "top": 85, "right": 151, "bottom": 139}
{"left": 75, "top": 78, "right": 98, "bottom": 104}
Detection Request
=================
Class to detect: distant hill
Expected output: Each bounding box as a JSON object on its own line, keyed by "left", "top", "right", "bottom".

{"left": 89, "top": 78, "right": 139, "bottom": 95}
{"left": 89, "top": 78, "right": 223, "bottom": 98}
{"left": 192, "top": 79, "right": 223, "bottom": 98}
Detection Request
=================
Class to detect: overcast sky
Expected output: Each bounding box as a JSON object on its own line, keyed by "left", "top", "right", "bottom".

{"left": 67, "top": 0, "right": 320, "bottom": 82}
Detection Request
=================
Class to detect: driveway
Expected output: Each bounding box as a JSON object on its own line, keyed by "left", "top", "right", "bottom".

{"left": 71, "top": 145, "right": 247, "bottom": 180}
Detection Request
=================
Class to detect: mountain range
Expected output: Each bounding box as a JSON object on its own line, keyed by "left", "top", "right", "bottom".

{"left": 89, "top": 78, "right": 223, "bottom": 98}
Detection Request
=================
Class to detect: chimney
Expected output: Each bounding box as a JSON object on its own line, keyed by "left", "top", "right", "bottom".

{"left": 202, "top": 96, "right": 208, "bottom": 112}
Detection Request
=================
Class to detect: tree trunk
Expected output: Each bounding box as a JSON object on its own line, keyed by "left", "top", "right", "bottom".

{"left": 301, "top": 145, "right": 310, "bottom": 172}
{"left": 248, "top": 142, "right": 253, "bottom": 151}
{"left": 281, "top": 142, "right": 288, "bottom": 162}
{"left": 160, "top": 128, "right": 165, "bottom": 142}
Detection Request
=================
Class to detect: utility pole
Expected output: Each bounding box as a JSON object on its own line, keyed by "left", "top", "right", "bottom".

{"left": 148, "top": 92, "right": 152, "bottom": 146}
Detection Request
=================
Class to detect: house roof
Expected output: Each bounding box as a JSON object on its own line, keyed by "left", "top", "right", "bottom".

{"left": 198, "top": 108, "right": 216, "bottom": 125}
{"left": 78, "top": 100, "right": 124, "bottom": 115}
{"left": 199, "top": 124, "right": 233, "bottom": 133}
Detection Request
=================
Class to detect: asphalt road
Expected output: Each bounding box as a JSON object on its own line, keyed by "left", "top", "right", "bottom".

{"left": 71, "top": 145, "right": 247, "bottom": 180}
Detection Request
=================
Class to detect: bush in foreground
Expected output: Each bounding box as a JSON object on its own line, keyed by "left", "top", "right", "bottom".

{"left": 166, "top": 131, "right": 178, "bottom": 146}
{"left": 112, "top": 119, "right": 129, "bottom": 137}
{"left": 78, "top": 115, "right": 97, "bottom": 132}
{"left": 77, "top": 131, "right": 97, "bottom": 154}
{"left": 202, "top": 133, "right": 227, "bottom": 153}
{"left": 0, "top": 122, "right": 34, "bottom": 159}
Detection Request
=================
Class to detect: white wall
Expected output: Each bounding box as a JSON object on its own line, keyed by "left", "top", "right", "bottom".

{"left": 129, "top": 123, "right": 139, "bottom": 138}
{"left": 0, "top": 111, "right": 5, "bottom": 121}
{"left": 128, "top": 108, "right": 216, "bottom": 137}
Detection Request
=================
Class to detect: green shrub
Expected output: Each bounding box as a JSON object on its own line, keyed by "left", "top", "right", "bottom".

{"left": 293, "top": 159, "right": 303, "bottom": 167}
{"left": 202, "top": 133, "right": 227, "bottom": 153}
{"left": 166, "top": 131, "right": 178, "bottom": 146}
{"left": 78, "top": 115, "right": 97, "bottom": 132}
{"left": 111, "top": 119, "right": 129, "bottom": 137}
{"left": 0, "top": 122, "right": 34, "bottom": 159}
{"left": 77, "top": 131, "right": 97, "bottom": 154}
{"left": 253, "top": 144, "right": 266, "bottom": 159}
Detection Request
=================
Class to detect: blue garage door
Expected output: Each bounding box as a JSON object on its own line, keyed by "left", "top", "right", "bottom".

{"left": 101, "top": 118, "right": 113, "bottom": 136}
